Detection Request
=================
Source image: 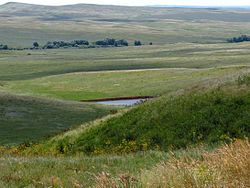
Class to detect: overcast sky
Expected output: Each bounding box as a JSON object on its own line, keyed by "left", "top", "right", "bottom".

{"left": 0, "top": 0, "right": 250, "bottom": 6}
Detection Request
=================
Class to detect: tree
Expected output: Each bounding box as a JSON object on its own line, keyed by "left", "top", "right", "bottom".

{"left": 33, "top": 42, "right": 39, "bottom": 48}
{"left": 134, "top": 40, "right": 142, "bottom": 46}
{"left": 115, "top": 39, "right": 128, "bottom": 47}
{"left": 0, "top": 44, "right": 8, "bottom": 50}
{"left": 2, "top": 45, "right": 8, "bottom": 50}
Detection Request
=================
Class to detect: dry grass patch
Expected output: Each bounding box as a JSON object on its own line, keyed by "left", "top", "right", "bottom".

{"left": 141, "top": 139, "right": 250, "bottom": 188}
{"left": 93, "top": 140, "right": 250, "bottom": 188}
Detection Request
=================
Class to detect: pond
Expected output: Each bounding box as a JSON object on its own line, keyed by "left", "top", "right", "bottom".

{"left": 81, "top": 96, "right": 154, "bottom": 106}
{"left": 96, "top": 99, "right": 148, "bottom": 106}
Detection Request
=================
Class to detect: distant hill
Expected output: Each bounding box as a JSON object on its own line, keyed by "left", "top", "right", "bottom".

{"left": 149, "top": 5, "right": 250, "bottom": 9}
{"left": 1, "top": 2, "right": 250, "bottom": 22}
{"left": 1, "top": 2, "right": 250, "bottom": 47}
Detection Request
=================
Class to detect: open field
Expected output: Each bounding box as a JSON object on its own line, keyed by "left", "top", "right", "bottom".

{"left": 0, "top": 3, "right": 250, "bottom": 187}
{"left": 1, "top": 43, "right": 250, "bottom": 81}
{"left": 0, "top": 42, "right": 250, "bottom": 145}
{"left": 3, "top": 66, "right": 248, "bottom": 100}
{"left": 1, "top": 42, "right": 250, "bottom": 99}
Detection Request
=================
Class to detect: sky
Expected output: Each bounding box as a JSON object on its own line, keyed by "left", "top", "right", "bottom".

{"left": 0, "top": 0, "right": 250, "bottom": 7}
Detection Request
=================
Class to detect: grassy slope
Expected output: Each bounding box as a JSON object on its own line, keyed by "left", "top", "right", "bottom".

{"left": 0, "top": 92, "right": 116, "bottom": 145}
{"left": 0, "top": 4, "right": 249, "bottom": 188}
{"left": 1, "top": 43, "right": 250, "bottom": 81}
{"left": 1, "top": 3, "right": 250, "bottom": 47}
{"left": 36, "top": 76, "right": 250, "bottom": 155}
{"left": 1, "top": 43, "right": 250, "bottom": 101}
{"left": 4, "top": 67, "right": 246, "bottom": 101}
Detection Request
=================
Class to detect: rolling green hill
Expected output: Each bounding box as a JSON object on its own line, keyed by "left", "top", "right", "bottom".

{"left": 0, "top": 92, "right": 116, "bottom": 145}
{"left": 0, "top": 3, "right": 250, "bottom": 187}
{"left": 1, "top": 42, "right": 250, "bottom": 145}
{"left": 1, "top": 3, "right": 250, "bottom": 47}
{"left": 26, "top": 75, "right": 250, "bottom": 155}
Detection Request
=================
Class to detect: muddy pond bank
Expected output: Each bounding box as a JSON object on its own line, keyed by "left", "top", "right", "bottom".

{"left": 81, "top": 96, "right": 154, "bottom": 106}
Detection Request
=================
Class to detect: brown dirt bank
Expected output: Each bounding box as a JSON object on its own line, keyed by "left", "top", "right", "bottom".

{"left": 81, "top": 96, "right": 154, "bottom": 102}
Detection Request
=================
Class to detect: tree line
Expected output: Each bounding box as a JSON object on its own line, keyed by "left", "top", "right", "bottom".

{"left": 0, "top": 38, "right": 148, "bottom": 50}
{"left": 227, "top": 35, "right": 250, "bottom": 43}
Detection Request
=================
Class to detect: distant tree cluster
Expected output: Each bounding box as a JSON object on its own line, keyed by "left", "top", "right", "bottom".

{"left": 227, "top": 35, "right": 250, "bottom": 43}
{"left": 0, "top": 44, "right": 8, "bottom": 50}
{"left": 0, "top": 38, "right": 146, "bottom": 51}
{"left": 43, "top": 40, "right": 89, "bottom": 49}
{"left": 134, "top": 40, "right": 142, "bottom": 46}
{"left": 95, "top": 38, "right": 128, "bottom": 47}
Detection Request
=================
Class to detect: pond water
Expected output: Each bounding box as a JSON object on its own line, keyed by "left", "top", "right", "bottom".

{"left": 96, "top": 99, "right": 148, "bottom": 106}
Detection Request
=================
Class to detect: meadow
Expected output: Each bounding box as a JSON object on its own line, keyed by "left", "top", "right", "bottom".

{"left": 1, "top": 43, "right": 250, "bottom": 100}
{"left": 0, "top": 2, "right": 250, "bottom": 187}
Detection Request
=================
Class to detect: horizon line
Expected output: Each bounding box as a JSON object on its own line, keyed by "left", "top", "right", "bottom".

{"left": 1, "top": 1, "right": 250, "bottom": 8}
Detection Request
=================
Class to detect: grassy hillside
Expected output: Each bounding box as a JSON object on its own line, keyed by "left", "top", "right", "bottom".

{"left": 1, "top": 40, "right": 249, "bottom": 146}
{"left": 1, "top": 3, "right": 250, "bottom": 47}
{"left": 4, "top": 67, "right": 245, "bottom": 101}
{"left": 27, "top": 74, "right": 250, "bottom": 155}
{"left": 1, "top": 42, "right": 250, "bottom": 100}
{"left": 0, "top": 92, "right": 116, "bottom": 145}
{"left": 2, "top": 2, "right": 250, "bottom": 22}
{"left": 0, "top": 3, "right": 249, "bottom": 187}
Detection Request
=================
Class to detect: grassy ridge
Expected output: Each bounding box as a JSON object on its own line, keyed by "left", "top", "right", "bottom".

{"left": 2, "top": 3, "right": 250, "bottom": 47}
{"left": 1, "top": 43, "right": 249, "bottom": 145}
{"left": 0, "top": 93, "right": 116, "bottom": 145}
{"left": 4, "top": 67, "right": 245, "bottom": 101}
{"left": 29, "top": 75, "right": 250, "bottom": 155}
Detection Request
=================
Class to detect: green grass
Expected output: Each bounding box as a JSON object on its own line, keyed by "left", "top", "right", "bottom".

{"left": 0, "top": 92, "right": 117, "bottom": 145}
{"left": 0, "top": 3, "right": 250, "bottom": 187}
{"left": 35, "top": 77, "right": 250, "bottom": 155}
{"left": 0, "top": 146, "right": 215, "bottom": 187}
{"left": 3, "top": 66, "right": 248, "bottom": 101}
{"left": 0, "top": 152, "right": 164, "bottom": 187}
{"left": 1, "top": 43, "right": 250, "bottom": 81}
{"left": 0, "top": 43, "right": 250, "bottom": 146}
{"left": 1, "top": 42, "right": 250, "bottom": 101}
{"left": 2, "top": 3, "right": 250, "bottom": 47}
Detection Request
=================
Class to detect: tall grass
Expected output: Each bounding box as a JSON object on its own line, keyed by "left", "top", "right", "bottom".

{"left": 141, "top": 139, "right": 250, "bottom": 188}
{"left": 93, "top": 140, "right": 250, "bottom": 188}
